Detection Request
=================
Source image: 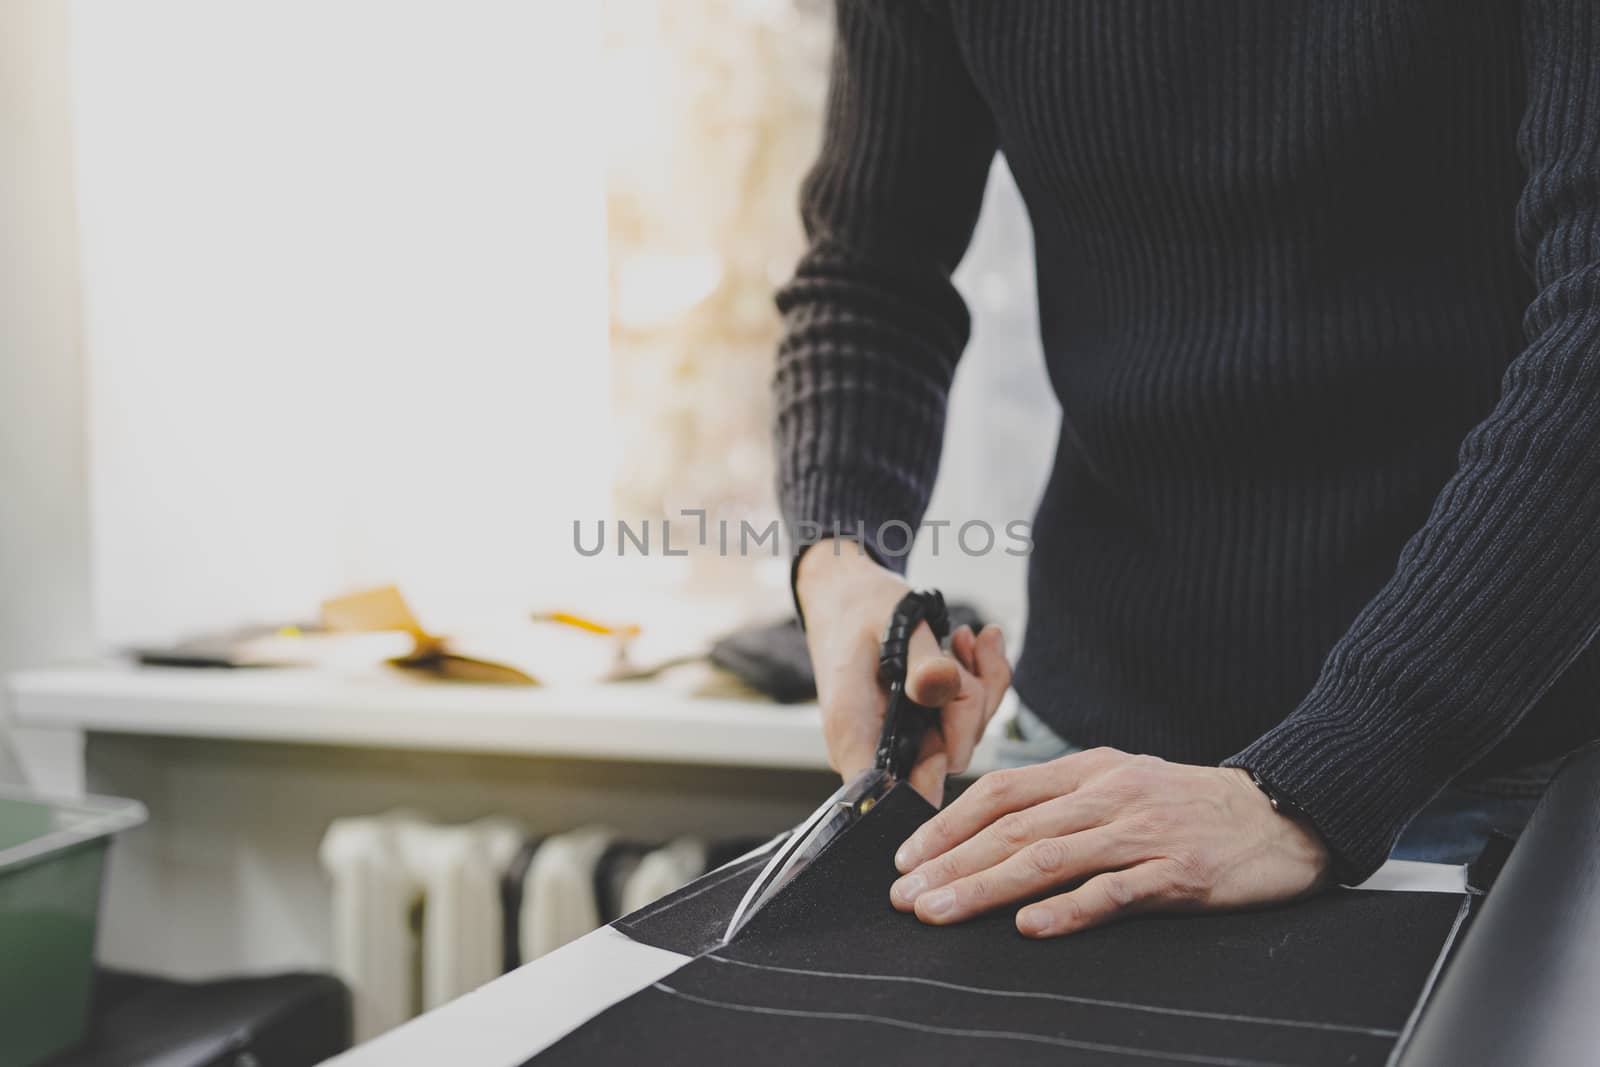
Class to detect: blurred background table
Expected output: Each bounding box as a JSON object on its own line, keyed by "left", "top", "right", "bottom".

{"left": 5, "top": 661, "right": 1009, "bottom": 981}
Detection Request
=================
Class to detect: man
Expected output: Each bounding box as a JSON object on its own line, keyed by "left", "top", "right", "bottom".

{"left": 775, "top": 1, "right": 1600, "bottom": 939}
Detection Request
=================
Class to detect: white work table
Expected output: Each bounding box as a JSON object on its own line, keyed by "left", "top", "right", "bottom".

{"left": 4, "top": 661, "right": 1011, "bottom": 796}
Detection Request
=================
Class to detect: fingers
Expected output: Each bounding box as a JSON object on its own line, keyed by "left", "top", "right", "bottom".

{"left": 822, "top": 609, "right": 1009, "bottom": 802}
{"left": 890, "top": 793, "right": 1101, "bottom": 909}
{"left": 936, "top": 679, "right": 986, "bottom": 777}
{"left": 935, "top": 624, "right": 1011, "bottom": 777}
{"left": 1016, "top": 860, "right": 1186, "bottom": 938}
{"left": 973, "top": 625, "right": 1011, "bottom": 728}
{"left": 896, "top": 753, "right": 1106, "bottom": 872}
{"left": 905, "top": 622, "right": 961, "bottom": 708}
{"left": 941, "top": 625, "right": 983, "bottom": 774}
{"left": 906, "top": 728, "right": 949, "bottom": 808}
{"left": 887, "top": 750, "right": 1333, "bottom": 939}
{"left": 909, "top": 827, "right": 1130, "bottom": 925}
{"left": 950, "top": 625, "right": 977, "bottom": 672}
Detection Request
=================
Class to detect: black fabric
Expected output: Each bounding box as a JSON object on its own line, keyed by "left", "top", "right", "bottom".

{"left": 536, "top": 786, "right": 1468, "bottom": 1066}
{"left": 775, "top": 0, "right": 1600, "bottom": 884}
{"left": 44, "top": 969, "right": 350, "bottom": 1067}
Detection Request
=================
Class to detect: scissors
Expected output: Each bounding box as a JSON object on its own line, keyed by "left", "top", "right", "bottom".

{"left": 723, "top": 588, "right": 952, "bottom": 943}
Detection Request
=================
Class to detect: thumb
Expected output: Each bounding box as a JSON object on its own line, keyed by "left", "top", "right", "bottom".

{"left": 904, "top": 622, "right": 961, "bottom": 708}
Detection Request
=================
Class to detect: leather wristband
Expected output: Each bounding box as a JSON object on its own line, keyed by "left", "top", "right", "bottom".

{"left": 1245, "top": 769, "right": 1312, "bottom": 825}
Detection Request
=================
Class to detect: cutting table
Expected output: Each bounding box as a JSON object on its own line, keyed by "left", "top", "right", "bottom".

{"left": 327, "top": 742, "right": 1600, "bottom": 1067}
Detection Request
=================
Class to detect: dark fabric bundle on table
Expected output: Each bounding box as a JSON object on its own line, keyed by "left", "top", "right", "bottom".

{"left": 533, "top": 786, "right": 1470, "bottom": 1066}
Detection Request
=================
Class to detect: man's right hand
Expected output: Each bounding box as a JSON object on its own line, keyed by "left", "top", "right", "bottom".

{"left": 795, "top": 538, "right": 1012, "bottom": 806}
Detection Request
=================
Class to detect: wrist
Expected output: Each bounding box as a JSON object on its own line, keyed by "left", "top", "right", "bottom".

{"left": 795, "top": 537, "right": 898, "bottom": 624}
{"left": 1227, "top": 766, "right": 1333, "bottom": 880}
{"left": 1238, "top": 767, "right": 1312, "bottom": 823}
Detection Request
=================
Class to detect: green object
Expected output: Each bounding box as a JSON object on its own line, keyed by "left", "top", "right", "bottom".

{"left": 0, "top": 786, "right": 145, "bottom": 1067}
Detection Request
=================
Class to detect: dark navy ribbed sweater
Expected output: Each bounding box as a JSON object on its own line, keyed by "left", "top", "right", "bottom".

{"left": 774, "top": 0, "right": 1600, "bottom": 881}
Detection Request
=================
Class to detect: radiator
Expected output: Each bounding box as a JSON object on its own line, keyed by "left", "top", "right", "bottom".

{"left": 319, "top": 813, "right": 726, "bottom": 1042}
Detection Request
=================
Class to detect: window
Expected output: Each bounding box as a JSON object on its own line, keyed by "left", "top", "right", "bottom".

{"left": 71, "top": 0, "right": 1056, "bottom": 645}
{"left": 73, "top": 1, "right": 609, "bottom": 643}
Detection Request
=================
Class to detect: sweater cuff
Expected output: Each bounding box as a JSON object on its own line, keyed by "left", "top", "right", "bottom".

{"left": 1221, "top": 687, "right": 1459, "bottom": 885}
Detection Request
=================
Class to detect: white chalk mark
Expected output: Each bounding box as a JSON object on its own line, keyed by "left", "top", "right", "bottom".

{"left": 702, "top": 954, "right": 1400, "bottom": 1038}
{"left": 651, "top": 982, "right": 1293, "bottom": 1066}
{"left": 615, "top": 843, "right": 776, "bottom": 929}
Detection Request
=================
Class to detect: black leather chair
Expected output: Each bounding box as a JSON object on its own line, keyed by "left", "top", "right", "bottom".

{"left": 1400, "top": 741, "right": 1600, "bottom": 1066}
{"left": 43, "top": 969, "right": 350, "bottom": 1067}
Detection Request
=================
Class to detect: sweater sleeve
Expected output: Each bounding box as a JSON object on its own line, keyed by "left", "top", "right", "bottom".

{"left": 774, "top": 0, "right": 997, "bottom": 573}
{"left": 1225, "top": 0, "right": 1600, "bottom": 884}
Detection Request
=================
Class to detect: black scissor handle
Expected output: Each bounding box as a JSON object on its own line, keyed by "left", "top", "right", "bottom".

{"left": 874, "top": 589, "right": 952, "bottom": 780}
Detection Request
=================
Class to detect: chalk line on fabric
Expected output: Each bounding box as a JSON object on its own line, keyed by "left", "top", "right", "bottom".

{"left": 614, "top": 845, "right": 775, "bottom": 930}
{"left": 650, "top": 982, "right": 1290, "bottom": 1067}
{"left": 701, "top": 954, "right": 1402, "bottom": 1037}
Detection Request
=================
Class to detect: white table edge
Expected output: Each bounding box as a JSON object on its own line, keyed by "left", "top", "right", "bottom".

{"left": 4, "top": 663, "right": 1014, "bottom": 783}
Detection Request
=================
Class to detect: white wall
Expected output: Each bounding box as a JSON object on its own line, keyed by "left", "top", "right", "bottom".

{"left": 909, "top": 160, "right": 1059, "bottom": 643}
{"left": 0, "top": 1, "right": 94, "bottom": 782}
{"left": 71, "top": 0, "right": 612, "bottom": 648}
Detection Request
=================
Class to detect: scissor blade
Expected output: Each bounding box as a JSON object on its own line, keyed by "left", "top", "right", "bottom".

{"left": 722, "top": 769, "right": 892, "bottom": 943}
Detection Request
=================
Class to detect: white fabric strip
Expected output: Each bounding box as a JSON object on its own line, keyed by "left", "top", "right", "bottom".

{"left": 1353, "top": 859, "right": 1468, "bottom": 894}
{"left": 323, "top": 925, "right": 690, "bottom": 1067}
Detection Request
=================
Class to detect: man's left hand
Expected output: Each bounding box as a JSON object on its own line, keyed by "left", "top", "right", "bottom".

{"left": 890, "top": 747, "right": 1332, "bottom": 938}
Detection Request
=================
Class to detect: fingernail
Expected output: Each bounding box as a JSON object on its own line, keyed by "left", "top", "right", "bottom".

{"left": 1018, "top": 908, "right": 1052, "bottom": 937}
{"left": 920, "top": 887, "right": 955, "bottom": 918}
{"left": 894, "top": 843, "right": 919, "bottom": 871}
{"left": 891, "top": 873, "right": 926, "bottom": 905}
